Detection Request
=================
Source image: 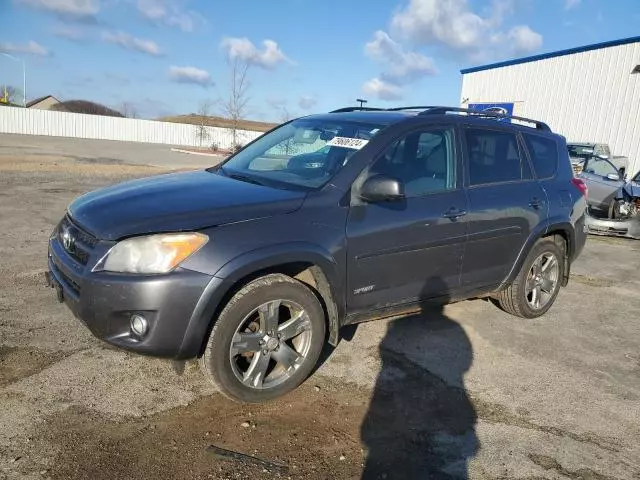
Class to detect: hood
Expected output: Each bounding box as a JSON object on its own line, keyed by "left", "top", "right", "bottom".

{"left": 622, "top": 179, "right": 640, "bottom": 199}
{"left": 69, "top": 170, "right": 306, "bottom": 240}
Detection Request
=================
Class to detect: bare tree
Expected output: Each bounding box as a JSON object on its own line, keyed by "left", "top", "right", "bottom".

{"left": 279, "top": 105, "right": 293, "bottom": 124}
{"left": 221, "top": 58, "right": 251, "bottom": 152}
{"left": 0, "top": 85, "right": 19, "bottom": 105}
{"left": 120, "top": 101, "right": 139, "bottom": 119}
{"left": 196, "top": 99, "right": 212, "bottom": 148}
{"left": 276, "top": 106, "right": 298, "bottom": 155}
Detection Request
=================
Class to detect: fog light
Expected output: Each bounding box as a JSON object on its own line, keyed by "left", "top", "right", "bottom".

{"left": 130, "top": 314, "right": 148, "bottom": 337}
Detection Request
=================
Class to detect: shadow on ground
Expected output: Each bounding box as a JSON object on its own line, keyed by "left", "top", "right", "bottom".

{"left": 360, "top": 279, "right": 478, "bottom": 479}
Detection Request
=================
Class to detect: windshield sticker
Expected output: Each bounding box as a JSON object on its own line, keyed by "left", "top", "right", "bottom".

{"left": 326, "top": 137, "right": 369, "bottom": 150}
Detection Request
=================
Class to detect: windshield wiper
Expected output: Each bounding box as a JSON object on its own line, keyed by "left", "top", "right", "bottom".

{"left": 226, "top": 171, "right": 266, "bottom": 186}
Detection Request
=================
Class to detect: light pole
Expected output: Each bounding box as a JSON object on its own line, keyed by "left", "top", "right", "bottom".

{"left": 0, "top": 52, "right": 26, "bottom": 107}
{"left": 356, "top": 98, "right": 368, "bottom": 108}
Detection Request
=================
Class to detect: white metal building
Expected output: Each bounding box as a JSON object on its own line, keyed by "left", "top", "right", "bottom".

{"left": 460, "top": 36, "right": 640, "bottom": 175}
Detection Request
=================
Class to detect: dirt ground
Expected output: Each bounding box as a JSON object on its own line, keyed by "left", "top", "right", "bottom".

{"left": 0, "top": 134, "right": 639, "bottom": 480}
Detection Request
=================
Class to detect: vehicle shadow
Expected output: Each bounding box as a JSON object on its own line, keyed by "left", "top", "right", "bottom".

{"left": 360, "top": 279, "right": 478, "bottom": 479}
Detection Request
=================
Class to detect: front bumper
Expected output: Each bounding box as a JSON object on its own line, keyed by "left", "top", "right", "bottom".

{"left": 585, "top": 212, "right": 640, "bottom": 240}
{"left": 47, "top": 223, "right": 214, "bottom": 359}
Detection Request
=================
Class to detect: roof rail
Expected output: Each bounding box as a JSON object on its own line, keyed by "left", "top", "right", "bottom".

{"left": 385, "top": 106, "right": 439, "bottom": 111}
{"left": 329, "top": 105, "right": 550, "bottom": 131}
{"left": 419, "top": 106, "right": 551, "bottom": 131}
{"left": 330, "top": 107, "right": 385, "bottom": 113}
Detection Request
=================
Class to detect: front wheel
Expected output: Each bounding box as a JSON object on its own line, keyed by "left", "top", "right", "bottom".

{"left": 200, "top": 274, "right": 326, "bottom": 403}
{"left": 492, "top": 237, "right": 564, "bottom": 318}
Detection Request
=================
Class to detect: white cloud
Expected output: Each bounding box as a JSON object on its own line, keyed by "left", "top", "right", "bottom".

{"left": 266, "top": 97, "right": 287, "bottom": 108}
{"left": 221, "top": 37, "right": 291, "bottom": 69}
{"left": 102, "top": 31, "right": 162, "bottom": 56}
{"left": 0, "top": 40, "right": 50, "bottom": 56}
{"left": 16, "top": 0, "right": 99, "bottom": 22}
{"left": 361, "top": 30, "right": 435, "bottom": 102}
{"left": 565, "top": 0, "right": 581, "bottom": 10}
{"left": 507, "top": 25, "right": 543, "bottom": 53}
{"left": 52, "top": 25, "right": 84, "bottom": 41}
{"left": 390, "top": 0, "right": 542, "bottom": 60}
{"left": 365, "top": 30, "right": 437, "bottom": 84}
{"left": 105, "top": 72, "right": 130, "bottom": 86}
{"left": 298, "top": 95, "right": 317, "bottom": 110}
{"left": 136, "top": 0, "right": 201, "bottom": 32}
{"left": 168, "top": 65, "right": 212, "bottom": 86}
{"left": 362, "top": 78, "right": 403, "bottom": 101}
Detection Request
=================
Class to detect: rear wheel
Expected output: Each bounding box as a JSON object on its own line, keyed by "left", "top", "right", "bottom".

{"left": 200, "top": 274, "right": 326, "bottom": 403}
{"left": 492, "top": 237, "right": 564, "bottom": 318}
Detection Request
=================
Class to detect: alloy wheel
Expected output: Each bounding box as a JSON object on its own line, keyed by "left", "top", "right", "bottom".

{"left": 229, "top": 299, "right": 313, "bottom": 389}
{"left": 525, "top": 252, "right": 559, "bottom": 310}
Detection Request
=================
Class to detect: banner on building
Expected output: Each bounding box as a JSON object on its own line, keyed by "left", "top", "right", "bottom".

{"left": 467, "top": 103, "right": 514, "bottom": 122}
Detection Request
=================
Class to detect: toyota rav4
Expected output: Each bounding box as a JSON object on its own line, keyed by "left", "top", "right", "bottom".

{"left": 46, "top": 106, "right": 588, "bottom": 402}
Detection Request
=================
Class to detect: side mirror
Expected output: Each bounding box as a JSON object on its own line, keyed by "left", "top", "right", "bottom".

{"left": 606, "top": 173, "right": 620, "bottom": 181}
{"left": 619, "top": 168, "right": 627, "bottom": 181}
{"left": 360, "top": 174, "right": 405, "bottom": 203}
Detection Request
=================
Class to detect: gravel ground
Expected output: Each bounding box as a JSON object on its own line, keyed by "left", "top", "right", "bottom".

{"left": 0, "top": 134, "right": 639, "bottom": 480}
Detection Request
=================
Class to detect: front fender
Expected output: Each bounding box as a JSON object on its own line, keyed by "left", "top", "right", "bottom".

{"left": 176, "top": 242, "right": 344, "bottom": 359}
{"left": 215, "top": 241, "right": 341, "bottom": 287}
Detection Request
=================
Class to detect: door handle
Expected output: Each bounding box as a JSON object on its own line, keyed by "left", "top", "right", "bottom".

{"left": 529, "top": 197, "right": 544, "bottom": 209}
{"left": 442, "top": 208, "right": 467, "bottom": 220}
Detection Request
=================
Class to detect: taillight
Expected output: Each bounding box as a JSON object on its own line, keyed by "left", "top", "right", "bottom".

{"left": 571, "top": 177, "right": 588, "bottom": 196}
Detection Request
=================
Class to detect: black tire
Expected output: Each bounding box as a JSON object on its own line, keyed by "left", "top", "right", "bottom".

{"left": 200, "top": 273, "right": 326, "bottom": 403}
{"left": 492, "top": 236, "right": 565, "bottom": 318}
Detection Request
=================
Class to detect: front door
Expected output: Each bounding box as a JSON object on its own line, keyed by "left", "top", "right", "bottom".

{"left": 346, "top": 125, "right": 468, "bottom": 313}
{"left": 578, "top": 157, "right": 624, "bottom": 212}
{"left": 461, "top": 126, "right": 548, "bottom": 288}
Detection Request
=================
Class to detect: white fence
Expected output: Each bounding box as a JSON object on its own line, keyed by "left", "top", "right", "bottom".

{"left": 0, "top": 106, "right": 264, "bottom": 149}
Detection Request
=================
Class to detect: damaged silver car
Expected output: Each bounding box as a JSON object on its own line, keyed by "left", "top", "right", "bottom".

{"left": 577, "top": 155, "right": 640, "bottom": 239}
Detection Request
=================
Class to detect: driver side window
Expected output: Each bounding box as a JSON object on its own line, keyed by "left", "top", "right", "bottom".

{"left": 371, "top": 127, "right": 456, "bottom": 197}
{"left": 584, "top": 157, "right": 618, "bottom": 177}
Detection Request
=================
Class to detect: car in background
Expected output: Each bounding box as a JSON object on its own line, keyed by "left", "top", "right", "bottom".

{"left": 568, "top": 142, "right": 629, "bottom": 176}
{"left": 576, "top": 155, "right": 640, "bottom": 239}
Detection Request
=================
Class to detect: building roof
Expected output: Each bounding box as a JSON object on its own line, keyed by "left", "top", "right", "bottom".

{"left": 26, "top": 94, "right": 59, "bottom": 108}
{"left": 460, "top": 35, "right": 640, "bottom": 74}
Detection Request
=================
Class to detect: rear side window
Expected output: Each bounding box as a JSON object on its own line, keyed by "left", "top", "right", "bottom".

{"left": 523, "top": 134, "right": 558, "bottom": 179}
{"left": 465, "top": 128, "right": 523, "bottom": 186}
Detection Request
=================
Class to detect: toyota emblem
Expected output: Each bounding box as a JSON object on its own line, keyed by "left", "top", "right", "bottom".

{"left": 61, "top": 226, "right": 74, "bottom": 251}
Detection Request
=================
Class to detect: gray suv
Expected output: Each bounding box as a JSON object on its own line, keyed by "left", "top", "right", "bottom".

{"left": 46, "top": 106, "right": 588, "bottom": 402}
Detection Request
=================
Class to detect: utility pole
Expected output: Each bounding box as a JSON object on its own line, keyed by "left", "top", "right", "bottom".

{"left": 0, "top": 52, "right": 26, "bottom": 107}
{"left": 356, "top": 98, "right": 367, "bottom": 108}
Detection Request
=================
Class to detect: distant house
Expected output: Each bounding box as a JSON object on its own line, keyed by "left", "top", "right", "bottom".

{"left": 27, "top": 95, "right": 60, "bottom": 110}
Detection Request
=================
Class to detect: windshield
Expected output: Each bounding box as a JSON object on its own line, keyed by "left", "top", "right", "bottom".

{"left": 216, "top": 118, "right": 384, "bottom": 189}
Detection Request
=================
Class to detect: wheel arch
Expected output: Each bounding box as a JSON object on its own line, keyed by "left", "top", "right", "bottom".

{"left": 177, "top": 243, "right": 343, "bottom": 359}
{"left": 501, "top": 219, "right": 574, "bottom": 289}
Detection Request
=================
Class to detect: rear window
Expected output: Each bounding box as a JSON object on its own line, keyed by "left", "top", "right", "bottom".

{"left": 523, "top": 134, "right": 558, "bottom": 179}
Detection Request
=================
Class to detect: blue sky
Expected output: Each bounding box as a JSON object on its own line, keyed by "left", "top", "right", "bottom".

{"left": 1, "top": 0, "right": 639, "bottom": 121}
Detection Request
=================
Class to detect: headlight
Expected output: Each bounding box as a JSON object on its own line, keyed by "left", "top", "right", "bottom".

{"left": 93, "top": 233, "right": 208, "bottom": 274}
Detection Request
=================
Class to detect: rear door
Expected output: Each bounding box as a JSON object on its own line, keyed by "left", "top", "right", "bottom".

{"left": 522, "top": 131, "right": 574, "bottom": 220}
{"left": 578, "top": 157, "right": 624, "bottom": 212}
{"left": 460, "top": 125, "right": 548, "bottom": 288}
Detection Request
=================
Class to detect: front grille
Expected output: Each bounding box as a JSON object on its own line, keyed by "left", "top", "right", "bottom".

{"left": 57, "top": 215, "right": 98, "bottom": 266}
{"left": 52, "top": 261, "right": 81, "bottom": 296}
